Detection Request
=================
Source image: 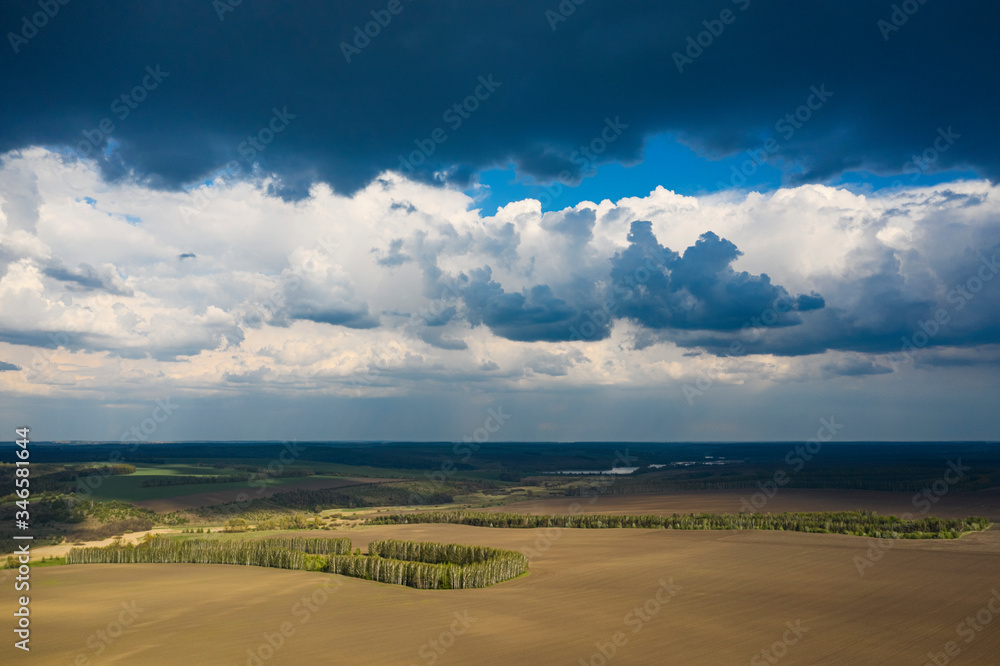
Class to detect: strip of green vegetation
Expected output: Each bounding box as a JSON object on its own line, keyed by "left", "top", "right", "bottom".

{"left": 66, "top": 536, "right": 527, "bottom": 589}
{"left": 367, "top": 510, "right": 992, "bottom": 539}
{"left": 82, "top": 473, "right": 331, "bottom": 503}
{"left": 128, "top": 464, "right": 226, "bottom": 477}
{"left": 2, "top": 556, "right": 66, "bottom": 569}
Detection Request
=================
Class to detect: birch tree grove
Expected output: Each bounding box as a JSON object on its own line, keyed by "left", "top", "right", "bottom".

{"left": 67, "top": 536, "right": 528, "bottom": 589}
{"left": 367, "top": 510, "right": 992, "bottom": 539}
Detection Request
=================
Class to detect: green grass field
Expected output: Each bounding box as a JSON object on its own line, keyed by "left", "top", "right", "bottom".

{"left": 128, "top": 463, "right": 234, "bottom": 476}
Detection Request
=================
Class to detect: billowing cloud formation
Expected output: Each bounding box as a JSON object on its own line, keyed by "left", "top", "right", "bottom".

{"left": 2, "top": 149, "right": 1000, "bottom": 405}
{"left": 610, "top": 222, "right": 822, "bottom": 332}
{"left": 454, "top": 221, "right": 822, "bottom": 344}
{"left": 0, "top": 2, "right": 997, "bottom": 196}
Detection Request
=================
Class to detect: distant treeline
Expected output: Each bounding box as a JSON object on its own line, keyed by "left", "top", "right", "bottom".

{"left": 223, "top": 513, "right": 325, "bottom": 532}
{"left": 140, "top": 469, "right": 314, "bottom": 487}
{"left": 0, "top": 496, "right": 194, "bottom": 546}
{"left": 69, "top": 537, "right": 311, "bottom": 569}
{"left": 22, "top": 443, "right": 1000, "bottom": 492}
{"left": 72, "top": 500, "right": 188, "bottom": 538}
{"left": 368, "top": 511, "right": 992, "bottom": 539}
{"left": 199, "top": 480, "right": 455, "bottom": 518}
{"left": 0, "top": 463, "right": 135, "bottom": 497}
{"left": 577, "top": 474, "right": 997, "bottom": 494}
{"left": 77, "top": 464, "right": 136, "bottom": 476}
{"left": 0, "top": 496, "right": 191, "bottom": 544}
{"left": 67, "top": 536, "right": 526, "bottom": 589}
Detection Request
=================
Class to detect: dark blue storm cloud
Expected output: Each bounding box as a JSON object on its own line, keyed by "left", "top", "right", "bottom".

{"left": 454, "top": 221, "right": 822, "bottom": 344}
{"left": 1, "top": 1, "right": 998, "bottom": 197}
{"left": 609, "top": 221, "right": 821, "bottom": 332}
{"left": 459, "top": 266, "right": 611, "bottom": 343}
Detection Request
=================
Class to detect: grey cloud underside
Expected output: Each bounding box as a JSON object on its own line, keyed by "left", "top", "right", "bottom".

{"left": 287, "top": 307, "right": 379, "bottom": 330}
{"left": 224, "top": 367, "right": 271, "bottom": 384}
{"left": 0, "top": 326, "right": 242, "bottom": 362}
{"left": 416, "top": 327, "right": 468, "bottom": 351}
{"left": 458, "top": 268, "right": 611, "bottom": 343}
{"left": 1, "top": 1, "right": 998, "bottom": 195}
{"left": 821, "top": 359, "right": 893, "bottom": 378}
{"left": 544, "top": 208, "right": 596, "bottom": 243}
{"left": 43, "top": 262, "right": 133, "bottom": 296}
{"left": 265, "top": 267, "right": 381, "bottom": 331}
{"left": 373, "top": 238, "right": 411, "bottom": 267}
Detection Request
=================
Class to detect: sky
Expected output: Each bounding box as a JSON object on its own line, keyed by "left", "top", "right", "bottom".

{"left": 1, "top": 1, "right": 998, "bottom": 442}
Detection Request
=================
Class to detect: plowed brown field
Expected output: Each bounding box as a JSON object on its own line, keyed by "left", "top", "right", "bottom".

{"left": 6, "top": 509, "right": 1000, "bottom": 664}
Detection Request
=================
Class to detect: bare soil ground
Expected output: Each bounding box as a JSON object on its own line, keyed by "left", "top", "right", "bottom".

{"left": 28, "top": 528, "right": 184, "bottom": 559}
{"left": 8, "top": 518, "right": 1000, "bottom": 664}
